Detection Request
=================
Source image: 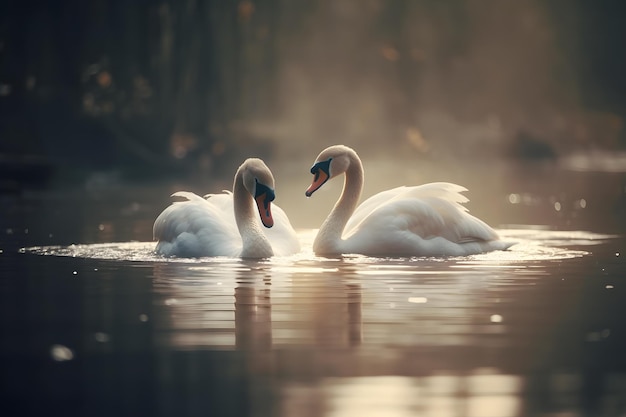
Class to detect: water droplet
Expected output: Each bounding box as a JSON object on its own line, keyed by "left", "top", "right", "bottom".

{"left": 606, "top": 285, "right": 614, "bottom": 289}
{"left": 72, "top": 271, "right": 78, "bottom": 275}
{"left": 490, "top": 314, "right": 503, "bottom": 323}
{"left": 139, "top": 314, "right": 149, "bottom": 322}
{"left": 98, "top": 224, "right": 105, "bottom": 231}
{"left": 50, "top": 344, "right": 74, "bottom": 361}
{"left": 165, "top": 298, "right": 177, "bottom": 306}
{"left": 94, "top": 332, "right": 110, "bottom": 343}
{"left": 579, "top": 198, "right": 587, "bottom": 208}
{"left": 554, "top": 202, "right": 561, "bottom": 211}
{"left": 94, "top": 268, "right": 98, "bottom": 271}
{"left": 408, "top": 297, "right": 428, "bottom": 304}
{"left": 616, "top": 252, "right": 620, "bottom": 257}
{"left": 508, "top": 194, "right": 521, "bottom": 204}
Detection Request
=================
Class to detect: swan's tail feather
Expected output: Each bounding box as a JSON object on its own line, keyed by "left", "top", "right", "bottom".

{"left": 203, "top": 190, "right": 232, "bottom": 199}
{"left": 170, "top": 191, "right": 206, "bottom": 203}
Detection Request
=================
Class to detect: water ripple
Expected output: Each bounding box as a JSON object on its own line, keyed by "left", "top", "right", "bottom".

{"left": 20, "top": 228, "right": 612, "bottom": 266}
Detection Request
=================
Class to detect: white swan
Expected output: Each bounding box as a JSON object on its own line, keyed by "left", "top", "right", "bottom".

{"left": 305, "top": 145, "right": 514, "bottom": 257}
{"left": 154, "top": 158, "right": 300, "bottom": 258}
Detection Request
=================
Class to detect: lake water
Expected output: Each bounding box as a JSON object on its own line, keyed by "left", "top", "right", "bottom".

{"left": 1, "top": 152, "right": 626, "bottom": 417}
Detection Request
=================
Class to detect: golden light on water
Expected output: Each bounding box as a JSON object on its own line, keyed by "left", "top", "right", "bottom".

{"left": 280, "top": 373, "right": 523, "bottom": 417}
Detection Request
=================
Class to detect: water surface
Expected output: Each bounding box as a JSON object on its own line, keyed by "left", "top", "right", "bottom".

{"left": 1, "top": 157, "right": 626, "bottom": 417}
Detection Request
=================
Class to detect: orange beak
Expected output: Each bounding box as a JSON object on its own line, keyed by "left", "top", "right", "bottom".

{"left": 305, "top": 169, "right": 329, "bottom": 197}
{"left": 255, "top": 193, "right": 274, "bottom": 228}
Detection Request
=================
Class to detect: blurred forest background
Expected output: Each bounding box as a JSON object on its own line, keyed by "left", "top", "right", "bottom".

{"left": 1, "top": 0, "right": 625, "bottom": 188}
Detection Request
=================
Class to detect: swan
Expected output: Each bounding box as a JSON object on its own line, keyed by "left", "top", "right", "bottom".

{"left": 154, "top": 158, "right": 300, "bottom": 258}
{"left": 305, "top": 145, "right": 514, "bottom": 257}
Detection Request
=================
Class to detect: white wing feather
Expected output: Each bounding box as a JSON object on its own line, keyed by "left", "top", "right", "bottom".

{"left": 153, "top": 191, "right": 240, "bottom": 257}
{"left": 341, "top": 182, "right": 509, "bottom": 256}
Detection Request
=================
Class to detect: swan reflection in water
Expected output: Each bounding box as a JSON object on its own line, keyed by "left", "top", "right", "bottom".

{"left": 18, "top": 226, "right": 625, "bottom": 416}
{"left": 234, "top": 272, "right": 273, "bottom": 350}
{"left": 150, "top": 258, "right": 531, "bottom": 416}
{"left": 150, "top": 259, "right": 363, "bottom": 350}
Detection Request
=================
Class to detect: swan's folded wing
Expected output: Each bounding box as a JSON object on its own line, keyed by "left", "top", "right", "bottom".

{"left": 203, "top": 191, "right": 235, "bottom": 216}
{"left": 345, "top": 183, "right": 470, "bottom": 236}
{"left": 403, "top": 197, "right": 499, "bottom": 243}
{"left": 344, "top": 183, "right": 498, "bottom": 244}
{"left": 153, "top": 195, "right": 240, "bottom": 257}
{"left": 345, "top": 186, "right": 409, "bottom": 232}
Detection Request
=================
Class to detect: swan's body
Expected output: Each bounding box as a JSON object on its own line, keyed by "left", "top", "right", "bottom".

{"left": 154, "top": 158, "right": 300, "bottom": 258}
{"left": 306, "top": 145, "right": 514, "bottom": 257}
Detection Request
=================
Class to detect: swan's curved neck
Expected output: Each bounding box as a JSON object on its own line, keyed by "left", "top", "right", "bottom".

{"left": 313, "top": 152, "right": 363, "bottom": 254}
{"left": 233, "top": 170, "right": 274, "bottom": 258}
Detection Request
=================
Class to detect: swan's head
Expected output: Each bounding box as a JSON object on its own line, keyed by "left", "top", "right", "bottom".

{"left": 241, "top": 158, "right": 276, "bottom": 228}
{"left": 305, "top": 145, "right": 354, "bottom": 197}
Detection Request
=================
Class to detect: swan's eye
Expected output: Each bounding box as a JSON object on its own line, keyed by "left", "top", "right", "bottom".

{"left": 254, "top": 181, "right": 275, "bottom": 203}
{"left": 310, "top": 158, "right": 332, "bottom": 179}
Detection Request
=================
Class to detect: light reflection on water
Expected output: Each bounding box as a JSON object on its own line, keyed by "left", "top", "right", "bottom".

{"left": 23, "top": 228, "right": 608, "bottom": 262}
{"left": 21, "top": 228, "right": 615, "bottom": 352}
{"left": 310, "top": 373, "right": 524, "bottom": 417}
{"left": 14, "top": 227, "right": 626, "bottom": 416}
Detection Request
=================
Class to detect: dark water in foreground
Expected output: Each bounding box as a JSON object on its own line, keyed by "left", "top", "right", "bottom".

{"left": 1, "top": 154, "right": 626, "bottom": 417}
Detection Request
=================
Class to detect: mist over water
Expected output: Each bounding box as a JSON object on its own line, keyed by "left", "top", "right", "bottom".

{"left": 264, "top": 0, "right": 585, "bottom": 157}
